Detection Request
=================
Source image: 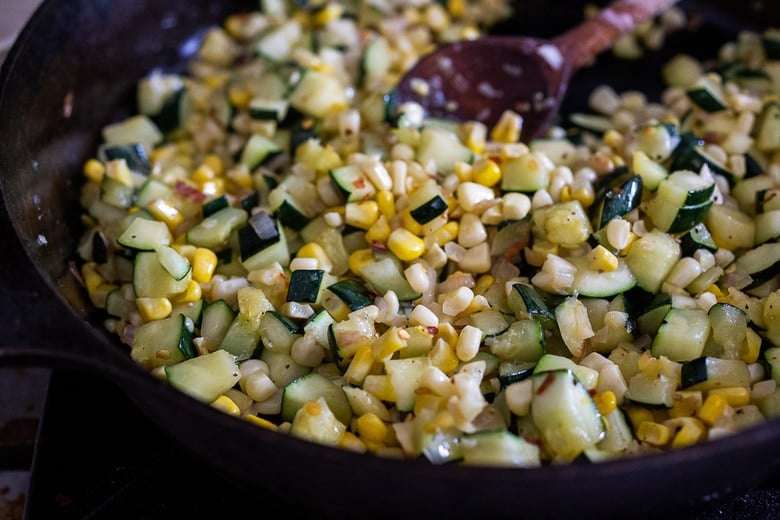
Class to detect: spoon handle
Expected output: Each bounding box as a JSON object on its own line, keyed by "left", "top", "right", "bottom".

{"left": 554, "top": 0, "right": 681, "bottom": 70}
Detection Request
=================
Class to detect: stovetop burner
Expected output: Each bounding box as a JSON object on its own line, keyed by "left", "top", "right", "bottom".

{"left": 22, "top": 370, "right": 780, "bottom": 520}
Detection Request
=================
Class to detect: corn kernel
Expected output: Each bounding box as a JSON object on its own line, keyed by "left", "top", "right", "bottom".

{"left": 345, "top": 201, "right": 379, "bottom": 230}
{"left": 571, "top": 185, "right": 596, "bottom": 208}
{"left": 603, "top": 129, "right": 624, "bottom": 149}
{"left": 148, "top": 199, "right": 184, "bottom": 230}
{"left": 363, "top": 375, "right": 396, "bottom": 402}
{"left": 463, "top": 121, "right": 487, "bottom": 154}
{"left": 454, "top": 162, "right": 474, "bottom": 182}
{"left": 296, "top": 242, "right": 333, "bottom": 273}
{"left": 365, "top": 215, "right": 392, "bottom": 243}
{"left": 428, "top": 339, "right": 459, "bottom": 374}
{"left": 83, "top": 159, "right": 105, "bottom": 183}
{"left": 229, "top": 87, "right": 252, "bottom": 108}
{"left": 348, "top": 248, "right": 375, "bottom": 276}
{"left": 474, "top": 274, "right": 494, "bottom": 295}
{"left": 198, "top": 178, "right": 225, "bottom": 198}
{"left": 490, "top": 110, "right": 523, "bottom": 143}
{"left": 192, "top": 248, "right": 218, "bottom": 283}
{"left": 203, "top": 154, "right": 224, "bottom": 176}
{"left": 430, "top": 221, "right": 459, "bottom": 247}
{"left": 339, "top": 431, "right": 368, "bottom": 453}
{"left": 192, "top": 164, "right": 217, "bottom": 183}
{"left": 227, "top": 165, "right": 253, "bottom": 189}
{"left": 173, "top": 280, "right": 203, "bottom": 304}
{"left": 211, "top": 395, "right": 241, "bottom": 416}
{"left": 356, "top": 413, "right": 388, "bottom": 444}
{"left": 670, "top": 417, "right": 706, "bottom": 448}
{"left": 636, "top": 421, "right": 672, "bottom": 446}
{"left": 81, "top": 263, "right": 103, "bottom": 294}
{"left": 388, "top": 228, "right": 426, "bottom": 261}
{"left": 669, "top": 391, "right": 702, "bottom": 418}
{"left": 626, "top": 406, "right": 654, "bottom": 430}
{"left": 313, "top": 3, "right": 344, "bottom": 26}
{"left": 376, "top": 190, "right": 396, "bottom": 219}
{"left": 593, "top": 391, "right": 618, "bottom": 415}
{"left": 136, "top": 297, "right": 173, "bottom": 321}
{"left": 472, "top": 158, "right": 502, "bottom": 187}
{"left": 589, "top": 245, "right": 619, "bottom": 272}
{"left": 244, "top": 414, "right": 279, "bottom": 431}
{"left": 372, "top": 327, "right": 408, "bottom": 361}
{"left": 708, "top": 387, "right": 751, "bottom": 407}
{"left": 447, "top": 0, "right": 466, "bottom": 17}
{"left": 741, "top": 327, "right": 761, "bottom": 364}
{"left": 697, "top": 394, "right": 729, "bottom": 426}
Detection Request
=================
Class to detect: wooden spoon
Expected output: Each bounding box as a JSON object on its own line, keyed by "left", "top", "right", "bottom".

{"left": 391, "top": 0, "right": 680, "bottom": 141}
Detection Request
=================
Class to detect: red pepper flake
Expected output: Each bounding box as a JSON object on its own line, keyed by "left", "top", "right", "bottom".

{"left": 352, "top": 176, "right": 366, "bottom": 189}
{"left": 426, "top": 326, "right": 439, "bottom": 335}
{"left": 370, "top": 241, "right": 388, "bottom": 253}
{"left": 535, "top": 372, "right": 555, "bottom": 395}
{"left": 174, "top": 180, "right": 206, "bottom": 203}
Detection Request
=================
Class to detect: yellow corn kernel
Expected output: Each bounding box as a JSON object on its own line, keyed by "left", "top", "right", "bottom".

{"left": 313, "top": 3, "right": 344, "bottom": 25}
{"left": 436, "top": 322, "right": 459, "bottom": 346}
{"left": 244, "top": 414, "right": 278, "bottom": 431}
{"left": 669, "top": 391, "right": 702, "bottom": 418}
{"left": 447, "top": 0, "right": 466, "bottom": 17}
{"left": 589, "top": 245, "right": 619, "bottom": 272}
{"left": 198, "top": 178, "right": 225, "bottom": 198}
{"left": 83, "top": 159, "right": 105, "bottom": 183}
{"left": 387, "top": 228, "right": 426, "bottom": 261}
{"left": 400, "top": 208, "right": 423, "bottom": 235}
{"left": 136, "top": 297, "right": 173, "bottom": 321}
{"left": 697, "top": 394, "right": 729, "bottom": 426}
{"left": 741, "top": 327, "right": 761, "bottom": 364}
{"left": 430, "top": 221, "right": 459, "bottom": 247}
{"left": 192, "top": 248, "right": 218, "bottom": 283}
{"left": 204, "top": 73, "right": 228, "bottom": 90}
{"left": 626, "top": 406, "right": 655, "bottom": 430}
{"left": 490, "top": 110, "right": 523, "bottom": 143}
{"left": 227, "top": 165, "right": 253, "bottom": 189}
{"left": 344, "top": 344, "right": 375, "bottom": 385}
{"left": 106, "top": 159, "right": 134, "bottom": 187}
{"left": 345, "top": 200, "right": 380, "bottom": 230}
{"left": 636, "top": 421, "right": 672, "bottom": 446}
{"left": 670, "top": 417, "right": 706, "bottom": 448}
{"left": 558, "top": 185, "right": 572, "bottom": 202}
{"left": 81, "top": 263, "right": 104, "bottom": 295}
{"left": 203, "top": 154, "right": 224, "bottom": 176}
{"left": 593, "top": 391, "right": 617, "bottom": 416}
{"left": 428, "top": 340, "right": 459, "bottom": 374}
{"left": 348, "top": 248, "right": 374, "bottom": 276}
{"left": 365, "top": 215, "right": 392, "bottom": 243}
{"left": 191, "top": 164, "right": 217, "bottom": 183}
{"left": 472, "top": 158, "right": 502, "bottom": 187}
{"left": 211, "top": 395, "right": 241, "bottom": 417}
{"left": 474, "top": 274, "right": 494, "bottom": 295}
{"left": 296, "top": 242, "right": 333, "bottom": 272}
{"left": 376, "top": 190, "right": 396, "bottom": 220}
{"left": 708, "top": 387, "right": 751, "bottom": 407}
{"left": 339, "top": 431, "right": 367, "bottom": 453}
{"left": 571, "top": 185, "right": 596, "bottom": 208}
{"left": 356, "top": 413, "right": 388, "bottom": 444}
{"left": 460, "top": 25, "right": 480, "bottom": 40}
{"left": 462, "top": 121, "right": 486, "bottom": 155}
{"left": 619, "top": 232, "right": 639, "bottom": 256}
{"left": 148, "top": 199, "right": 184, "bottom": 230}
{"left": 228, "top": 87, "right": 252, "bottom": 109}
{"left": 173, "top": 280, "right": 202, "bottom": 303}
{"left": 603, "top": 129, "right": 624, "bottom": 149}
{"left": 454, "top": 162, "right": 474, "bottom": 182}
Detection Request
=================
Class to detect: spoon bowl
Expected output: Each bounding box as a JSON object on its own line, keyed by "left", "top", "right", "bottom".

{"left": 392, "top": 0, "right": 680, "bottom": 140}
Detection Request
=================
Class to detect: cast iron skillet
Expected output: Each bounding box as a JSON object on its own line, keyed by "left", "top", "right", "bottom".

{"left": 1, "top": 0, "right": 779, "bottom": 518}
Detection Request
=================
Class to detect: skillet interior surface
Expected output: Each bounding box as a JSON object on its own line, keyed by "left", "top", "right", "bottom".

{"left": 1, "top": 0, "right": 780, "bottom": 517}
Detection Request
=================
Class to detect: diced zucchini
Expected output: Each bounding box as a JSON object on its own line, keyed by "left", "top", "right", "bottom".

{"left": 249, "top": 98, "right": 289, "bottom": 122}
{"left": 703, "top": 204, "right": 755, "bottom": 251}
{"left": 239, "top": 211, "right": 290, "bottom": 270}
{"left": 135, "top": 178, "right": 174, "bottom": 209}
{"left": 506, "top": 282, "right": 555, "bottom": 325}
{"left": 281, "top": 372, "right": 352, "bottom": 425}
{"left": 408, "top": 180, "right": 448, "bottom": 225}
{"left": 533, "top": 354, "right": 599, "bottom": 391}
{"left": 707, "top": 303, "right": 747, "bottom": 359}
{"left": 329, "top": 164, "right": 377, "bottom": 203}
{"left": 755, "top": 101, "right": 780, "bottom": 153}
{"left": 288, "top": 70, "right": 348, "bottom": 118}
{"left": 220, "top": 312, "right": 263, "bottom": 360}
{"left": 755, "top": 210, "right": 780, "bottom": 244}
{"left": 240, "top": 134, "right": 283, "bottom": 170}
{"left": 679, "top": 223, "right": 718, "bottom": 256}
{"left": 255, "top": 19, "right": 302, "bottom": 61}
{"left": 734, "top": 242, "right": 780, "bottom": 289}
{"left": 131, "top": 313, "right": 195, "bottom": 368}
{"left": 501, "top": 152, "right": 551, "bottom": 193}
{"left": 260, "top": 310, "right": 302, "bottom": 355}
{"left": 133, "top": 251, "right": 192, "bottom": 298}
{"left": 625, "top": 229, "right": 681, "bottom": 293}
{"left": 460, "top": 430, "right": 541, "bottom": 468}
{"left": 118, "top": 217, "right": 172, "bottom": 252}
{"left": 361, "top": 35, "right": 392, "bottom": 85}
{"left": 200, "top": 299, "right": 236, "bottom": 352}
{"left": 165, "top": 349, "right": 240, "bottom": 403}
{"left": 416, "top": 126, "right": 473, "bottom": 175}
{"left": 484, "top": 318, "right": 544, "bottom": 363}
{"left": 568, "top": 112, "right": 613, "bottom": 135}
{"left": 681, "top": 357, "right": 751, "bottom": 390}
{"left": 103, "top": 143, "right": 151, "bottom": 175}
{"left": 591, "top": 173, "right": 643, "bottom": 230}
{"left": 569, "top": 254, "right": 637, "bottom": 298}
{"left": 358, "top": 257, "right": 421, "bottom": 301}
{"left": 529, "top": 138, "right": 577, "bottom": 167}
{"left": 102, "top": 115, "right": 163, "bottom": 152}
{"left": 99, "top": 175, "right": 134, "bottom": 209}
{"left": 260, "top": 349, "right": 311, "bottom": 387}
{"left": 468, "top": 309, "right": 510, "bottom": 338}
{"left": 326, "top": 279, "right": 373, "bottom": 311}
{"left": 686, "top": 75, "right": 727, "bottom": 112}
{"left": 187, "top": 207, "right": 248, "bottom": 249}
{"left": 651, "top": 308, "right": 710, "bottom": 361}
{"left": 156, "top": 245, "right": 192, "bottom": 281}
{"left": 385, "top": 356, "right": 430, "bottom": 412}
{"left": 636, "top": 293, "right": 672, "bottom": 337}
{"left": 531, "top": 369, "right": 605, "bottom": 459}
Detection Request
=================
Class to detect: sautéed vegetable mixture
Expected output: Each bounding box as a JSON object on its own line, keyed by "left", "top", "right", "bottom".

{"left": 76, "top": 0, "right": 780, "bottom": 466}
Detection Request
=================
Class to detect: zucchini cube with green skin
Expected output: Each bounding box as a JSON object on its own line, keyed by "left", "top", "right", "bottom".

{"left": 651, "top": 308, "right": 710, "bottom": 362}
{"left": 282, "top": 372, "right": 352, "bottom": 425}
{"left": 103, "top": 143, "right": 151, "bottom": 175}
{"left": 591, "top": 173, "right": 643, "bottom": 230}
{"left": 329, "top": 164, "right": 376, "bottom": 203}
{"left": 187, "top": 207, "right": 248, "bottom": 250}
{"left": 287, "top": 269, "right": 326, "bottom": 304}
{"left": 485, "top": 319, "right": 544, "bottom": 364}
{"left": 531, "top": 369, "right": 605, "bottom": 460}
{"left": 625, "top": 229, "right": 680, "bottom": 293}
{"left": 239, "top": 211, "right": 290, "bottom": 270}
{"left": 131, "top": 313, "right": 196, "bottom": 368}
{"left": 326, "top": 279, "right": 373, "bottom": 311}
{"left": 681, "top": 357, "right": 751, "bottom": 391}
{"left": 416, "top": 126, "right": 474, "bottom": 176}
{"left": 165, "top": 349, "right": 240, "bottom": 403}
{"left": 260, "top": 310, "right": 303, "bottom": 355}
{"left": 460, "top": 430, "right": 541, "bottom": 468}
{"left": 408, "top": 180, "right": 448, "bottom": 225}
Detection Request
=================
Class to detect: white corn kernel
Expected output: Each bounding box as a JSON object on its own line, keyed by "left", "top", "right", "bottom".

{"left": 456, "top": 325, "right": 482, "bottom": 361}
{"left": 456, "top": 181, "right": 495, "bottom": 212}
{"left": 502, "top": 192, "right": 531, "bottom": 220}
{"left": 665, "top": 257, "right": 703, "bottom": 288}
{"left": 290, "top": 257, "right": 319, "bottom": 271}
{"left": 458, "top": 213, "right": 488, "bottom": 248}
{"left": 606, "top": 218, "right": 631, "bottom": 250}
{"left": 442, "top": 286, "right": 474, "bottom": 316}
{"left": 694, "top": 249, "right": 716, "bottom": 270}
{"left": 244, "top": 371, "right": 279, "bottom": 402}
{"left": 409, "top": 304, "right": 439, "bottom": 328}
{"left": 405, "top": 262, "right": 431, "bottom": 294}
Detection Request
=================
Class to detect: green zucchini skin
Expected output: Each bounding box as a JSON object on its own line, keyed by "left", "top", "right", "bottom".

{"left": 591, "top": 172, "right": 643, "bottom": 230}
